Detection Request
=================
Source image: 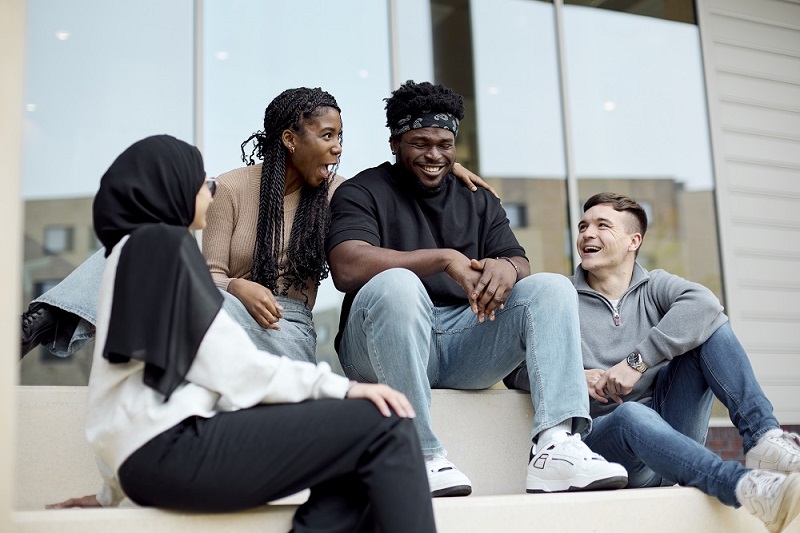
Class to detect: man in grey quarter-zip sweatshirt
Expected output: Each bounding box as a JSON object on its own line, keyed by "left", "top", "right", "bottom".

{"left": 505, "top": 192, "right": 800, "bottom": 533}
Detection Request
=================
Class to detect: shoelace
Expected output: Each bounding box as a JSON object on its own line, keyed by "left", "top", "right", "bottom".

{"left": 559, "top": 434, "right": 604, "bottom": 461}
{"left": 772, "top": 432, "right": 800, "bottom": 455}
{"left": 743, "top": 471, "right": 783, "bottom": 500}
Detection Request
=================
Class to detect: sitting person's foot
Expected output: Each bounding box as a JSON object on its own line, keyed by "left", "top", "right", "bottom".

{"left": 526, "top": 433, "right": 628, "bottom": 493}
{"left": 736, "top": 469, "right": 800, "bottom": 533}
{"left": 425, "top": 454, "right": 472, "bottom": 497}
{"left": 747, "top": 430, "right": 800, "bottom": 474}
{"left": 21, "top": 303, "right": 57, "bottom": 357}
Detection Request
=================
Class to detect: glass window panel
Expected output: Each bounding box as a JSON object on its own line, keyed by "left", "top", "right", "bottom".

{"left": 22, "top": 0, "right": 194, "bottom": 199}
{"left": 21, "top": 0, "right": 194, "bottom": 385}
{"left": 202, "top": 0, "right": 392, "bottom": 183}
{"left": 469, "top": 0, "right": 571, "bottom": 275}
{"left": 471, "top": 0, "right": 565, "bottom": 178}
{"left": 203, "top": 0, "right": 395, "bottom": 374}
{"left": 43, "top": 226, "right": 73, "bottom": 254}
{"left": 565, "top": 5, "right": 723, "bottom": 298}
{"left": 564, "top": 0, "right": 696, "bottom": 24}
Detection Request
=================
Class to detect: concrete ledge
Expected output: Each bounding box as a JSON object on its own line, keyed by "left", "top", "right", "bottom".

{"left": 13, "top": 386, "right": 800, "bottom": 532}
{"left": 11, "top": 487, "right": 797, "bottom": 532}
{"left": 15, "top": 386, "right": 536, "bottom": 508}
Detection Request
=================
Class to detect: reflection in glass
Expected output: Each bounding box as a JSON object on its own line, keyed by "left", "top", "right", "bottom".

{"left": 564, "top": 0, "right": 696, "bottom": 24}
{"left": 21, "top": 0, "right": 194, "bottom": 385}
{"left": 470, "top": 0, "right": 571, "bottom": 275}
{"left": 564, "top": 4, "right": 722, "bottom": 299}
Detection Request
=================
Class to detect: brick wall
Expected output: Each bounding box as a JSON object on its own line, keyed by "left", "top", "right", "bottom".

{"left": 706, "top": 425, "right": 800, "bottom": 464}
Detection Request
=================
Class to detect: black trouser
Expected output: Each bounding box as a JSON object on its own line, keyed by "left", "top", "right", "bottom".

{"left": 118, "top": 399, "right": 436, "bottom": 533}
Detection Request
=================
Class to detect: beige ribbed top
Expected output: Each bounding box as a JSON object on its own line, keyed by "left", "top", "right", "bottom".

{"left": 202, "top": 163, "right": 344, "bottom": 310}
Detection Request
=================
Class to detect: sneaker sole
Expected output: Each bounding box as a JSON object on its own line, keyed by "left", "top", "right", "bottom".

{"left": 432, "top": 484, "right": 472, "bottom": 498}
{"left": 768, "top": 473, "right": 800, "bottom": 533}
{"left": 526, "top": 475, "right": 628, "bottom": 494}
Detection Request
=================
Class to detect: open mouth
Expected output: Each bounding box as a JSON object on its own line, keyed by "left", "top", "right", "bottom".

{"left": 419, "top": 164, "right": 445, "bottom": 175}
{"left": 582, "top": 245, "right": 601, "bottom": 254}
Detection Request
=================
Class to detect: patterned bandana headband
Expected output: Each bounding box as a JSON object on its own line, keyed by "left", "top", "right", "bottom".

{"left": 390, "top": 111, "right": 460, "bottom": 138}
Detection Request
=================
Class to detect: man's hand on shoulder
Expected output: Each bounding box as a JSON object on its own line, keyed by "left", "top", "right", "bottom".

{"left": 595, "top": 359, "right": 643, "bottom": 404}
{"left": 468, "top": 258, "right": 517, "bottom": 322}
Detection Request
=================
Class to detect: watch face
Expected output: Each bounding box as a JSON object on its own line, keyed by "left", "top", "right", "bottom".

{"left": 627, "top": 352, "right": 645, "bottom": 372}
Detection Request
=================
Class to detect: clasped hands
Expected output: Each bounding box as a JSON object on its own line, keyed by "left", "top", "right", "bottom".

{"left": 445, "top": 251, "right": 518, "bottom": 323}
{"left": 585, "top": 359, "right": 643, "bottom": 404}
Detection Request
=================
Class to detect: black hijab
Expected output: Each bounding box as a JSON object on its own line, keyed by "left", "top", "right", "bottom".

{"left": 92, "top": 135, "right": 223, "bottom": 400}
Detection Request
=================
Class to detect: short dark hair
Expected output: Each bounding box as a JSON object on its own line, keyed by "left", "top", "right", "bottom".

{"left": 384, "top": 80, "right": 465, "bottom": 137}
{"left": 584, "top": 192, "right": 648, "bottom": 237}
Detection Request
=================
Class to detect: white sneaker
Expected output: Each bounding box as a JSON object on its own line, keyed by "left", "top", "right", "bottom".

{"left": 425, "top": 455, "right": 472, "bottom": 497}
{"left": 747, "top": 431, "right": 800, "bottom": 474}
{"left": 736, "top": 470, "right": 800, "bottom": 533}
{"left": 526, "top": 433, "right": 628, "bottom": 493}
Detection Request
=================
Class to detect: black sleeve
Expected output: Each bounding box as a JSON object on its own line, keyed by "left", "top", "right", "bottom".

{"left": 326, "top": 180, "right": 381, "bottom": 255}
{"left": 483, "top": 200, "right": 527, "bottom": 261}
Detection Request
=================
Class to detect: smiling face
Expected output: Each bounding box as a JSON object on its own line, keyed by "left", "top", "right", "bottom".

{"left": 577, "top": 203, "right": 642, "bottom": 274}
{"left": 283, "top": 106, "right": 343, "bottom": 191}
{"left": 391, "top": 127, "right": 456, "bottom": 191}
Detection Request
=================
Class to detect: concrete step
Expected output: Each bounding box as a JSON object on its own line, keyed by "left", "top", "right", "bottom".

{"left": 12, "top": 488, "right": 792, "bottom": 532}
{"left": 13, "top": 386, "right": 800, "bottom": 532}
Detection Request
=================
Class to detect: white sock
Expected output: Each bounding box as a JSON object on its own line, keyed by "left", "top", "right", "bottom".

{"left": 535, "top": 420, "right": 572, "bottom": 449}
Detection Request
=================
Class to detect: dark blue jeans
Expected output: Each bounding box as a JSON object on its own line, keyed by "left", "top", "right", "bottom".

{"left": 584, "top": 322, "right": 779, "bottom": 506}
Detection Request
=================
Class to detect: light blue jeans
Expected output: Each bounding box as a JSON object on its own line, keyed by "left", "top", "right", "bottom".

{"left": 339, "top": 268, "right": 591, "bottom": 456}
{"left": 583, "top": 322, "right": 779, "bottom": 507}
{"left": 33, "top": 248, "right": 316, "bottom": 362}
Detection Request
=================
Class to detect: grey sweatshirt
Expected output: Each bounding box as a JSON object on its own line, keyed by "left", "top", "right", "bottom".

{"left": 572, "top": 262, "right": 728, "bottom": 418}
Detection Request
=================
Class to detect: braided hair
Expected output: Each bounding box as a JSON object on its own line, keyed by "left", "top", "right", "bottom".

{"left": 240, "top": 87, "right": 341, "bottom": 301}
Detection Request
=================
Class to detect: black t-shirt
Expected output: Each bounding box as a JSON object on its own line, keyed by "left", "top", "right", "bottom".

{"left": 326, "top": 162, "right": 526, "bottom": 349}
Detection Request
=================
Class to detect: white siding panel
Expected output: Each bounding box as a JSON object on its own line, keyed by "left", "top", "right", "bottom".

{"left": 737, "top": 256, "right": 800, "bottom": 282}
{"left": 761, "top": 385, "right": 800, "bottom": 422}
{"left": 708, "top": 13, "right": 800, "bottom": 54}
{"left": 722, "top": 130, "right": 800, "bottom": 166}
{"left": 708, "top": 0, "right": 800, "bottom": 23}
{"left": 729, "top": 224, "right": 800, "bottom": 251}
{"left": 728, "top": 191, "right": 800, "bottom": 219}
{"left": 737, "top": 287, "right": 800, "bottom": 317}
{"left": 726, "top": 160, "right": 800, "bottom": 190}
{"left": 715, "top": 43, "right": 800, "bottom": 85}
{"left": 716, "top": 72, "right": 800, "bottom": 110}
{"left": 720, "top": 101, "right": 800, "bottom": 140}
{"left": 695, "top": 0, "right": 800, "bottom": 420}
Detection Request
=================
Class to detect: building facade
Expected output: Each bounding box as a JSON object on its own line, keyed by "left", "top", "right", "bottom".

{"left": 14, "top": 0, "right": 800, "bottom": 423}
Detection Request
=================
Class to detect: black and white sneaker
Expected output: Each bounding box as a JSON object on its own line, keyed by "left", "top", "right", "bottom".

{"left": 526, "top": 433, "right": 628, "bottom": 493}
{"left": 426, "top": 455, "right": 472, "bottom": 497}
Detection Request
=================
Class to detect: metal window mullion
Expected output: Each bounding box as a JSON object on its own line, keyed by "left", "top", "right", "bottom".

{"left": 193, "top": 0, "right": 204, "bottom": 152}
{"left": 552, "top": 0, "right": 581, "bottom": 270}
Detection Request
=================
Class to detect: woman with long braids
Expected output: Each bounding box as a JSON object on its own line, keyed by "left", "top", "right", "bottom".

{"left": 46, "top": 135, "right": 437, "bottom": 532}
{"left": 202, "top": 87, "right": 346, "bottom": 362}
{"left": 20, "top": 87, "right": 494, "bottom": 362}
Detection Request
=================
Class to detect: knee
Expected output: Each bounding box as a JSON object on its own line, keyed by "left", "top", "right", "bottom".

{"left": 358, "top": 269, "right": 429, "bottom": 311}
{"left": 611, "top": 401, "right": 659, "bottom": 427}
{"left": 512, "top": 273, "right": 576, "bottom": 308}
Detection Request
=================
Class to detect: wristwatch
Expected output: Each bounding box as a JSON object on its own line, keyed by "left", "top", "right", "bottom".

{"left": 626, "top": 351, "right": 648, "bottom": 373}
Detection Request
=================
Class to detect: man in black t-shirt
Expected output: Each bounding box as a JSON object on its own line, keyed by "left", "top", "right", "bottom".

{"left": 326, "top": 80, "right": 627, "bottom": 497}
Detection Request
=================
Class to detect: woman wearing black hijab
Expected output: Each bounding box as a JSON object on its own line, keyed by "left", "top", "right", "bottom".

{"left": 59, "top": 135, "right": 436, "bottom": 532}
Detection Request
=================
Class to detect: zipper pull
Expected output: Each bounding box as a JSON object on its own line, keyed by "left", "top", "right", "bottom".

{"left": 613, "top": 308, "right": 620, "bottom": 326}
